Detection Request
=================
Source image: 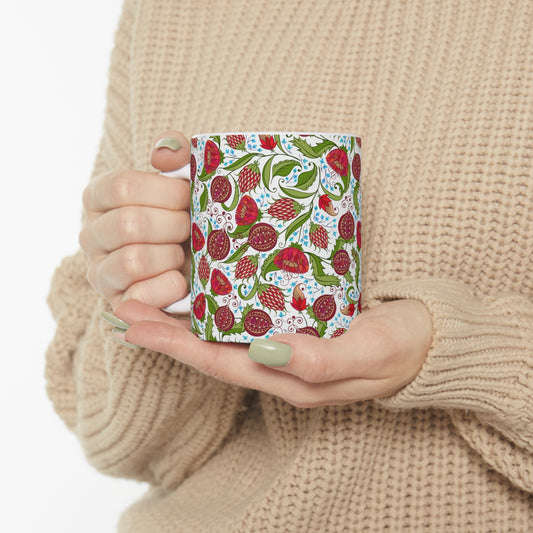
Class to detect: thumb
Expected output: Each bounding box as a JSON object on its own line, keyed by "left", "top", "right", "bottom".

{"left": 248, "top": 331, "right": 351, "bottom": 384}
{"left": 150, "top": 130, "right": 191, "bottom": 173}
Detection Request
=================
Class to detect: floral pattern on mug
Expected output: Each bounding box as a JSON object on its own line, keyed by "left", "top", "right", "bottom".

{"left": 190, "top": 133, "right": 361, "bottom": 342}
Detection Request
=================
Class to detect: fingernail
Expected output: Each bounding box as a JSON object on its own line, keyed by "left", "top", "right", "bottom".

{"left": 155, "top": 137, "right": 182, "bottom": 151}
{"left": 111, "top": 326, "right": 141, "bottom": 349}
{"left": 112, "top": 337, "right": 141, "bottom": 350}
{"left": 101, "top": 311, "right": 130, "bottom": 329}
{"left": 248, "top": 339, "right": 292, "bottom": 367}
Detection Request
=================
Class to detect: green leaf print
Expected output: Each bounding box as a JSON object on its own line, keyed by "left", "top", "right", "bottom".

{"left": 329, "top": 237, "right": 345, "bottom": 259}
{"left": 238, "top": 277, "right": 259, "bottom": 300}
{"left": 353, "top": 181, "right": 360, "bottom": 214}
{"left": 205, "top": 315, "right": 216, "bottom": 341}
{"left": 279, "top": 185, "right": 316, "bottom": 199}
{"left": 305, "top": 307, "right": 327, "bottom": 335}
{"left": 272, "top": 159, "right": 301, "bottom": 178}
{"left": 199, "top": 184, "right": 209, "bottom": 212}
{"left": 205, "top": 294, "right": 218, "bottom": 314}
{"left": 295, "top": 164, "right": 318, "bottom": 190}
{"left": 198, "top": 168, "right": 215, "bottom": 182}
{"left": 321, "top": 179, "right": 346, "bottom": 201}
{"left": 222, "top": 182, "right": 241, "bottom": 212}
{"left": 309, "top": 253, "right": 341, "bottom": 286}
{"left": 222, "top": 320, "right": 245, "bottom": 337}
{"left": 314, "top": 139, "right": 337, "bottom": 156}
{"left": 316, "top": 320, "right": 328, "bottom": 337}
{"left": 228, "top": 224, "right": 253, "bottom": 239}
{"left": 353, "top": 250, "right": 360, "bottom": 285}
{"left": 284, "top": 210, "right": 312, "bottom": 238}
{"left": 346, "top": 285, "right": 357, "bottom": 304}
{"left": 261, "top": 248, "right": 282, "bottom": 279}
{"left": 262, "top": 156, "right": 275, "bottom": 191}
{"left": 292, "top": 137, "right": 337, "bottom": 159}
{"left": 191, "top": 314, "right": 200, "bottom": 334}
{"left": 223, "top": 242, "right": 250, "bottom": 263}
{"left": 291, "top": 137, "right": 319, "bottom": 158}
{"left": 224, "top": 152, "right": 255, "bottom": 172}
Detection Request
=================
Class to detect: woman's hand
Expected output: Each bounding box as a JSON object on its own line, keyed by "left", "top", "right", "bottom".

{"left": 112, "top": 298, "right": 433, "bottom": 407}
{"left": 79, "top": 131, "right": 191, "bottom": 310}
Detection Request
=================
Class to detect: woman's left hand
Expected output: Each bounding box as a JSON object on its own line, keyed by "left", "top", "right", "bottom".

{"left": 112, "top": 298, "right": 433, "bottom": 408}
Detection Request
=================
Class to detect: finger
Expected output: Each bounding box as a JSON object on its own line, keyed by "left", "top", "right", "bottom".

{"left": 115, "top": 298, "right": 187, "bottom": 327}
{"left": 247, "top": 316, "right": 389, "bottom": 384}
{"left": 122, "top": 269, "right": 189, "bottom": 309}
{"left": 92, "top": 243, "right": 185, "bottom": 295}
{"left": 120, "top": 309, "right": 386, "bottom": 407}
{"left": 81, "top": 206, "right": 190, "bottom": 254}
{"left": 248, "top": 300, "right": 433, "bottom": 388}
{"left": 83, "top": 170, "right": 190, "bottom": 212}
{"left": 150, "top": 131, "right": 191, "bottom": 173}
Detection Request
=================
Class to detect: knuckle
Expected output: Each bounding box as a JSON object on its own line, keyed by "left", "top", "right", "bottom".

{"left": 78, "top": 226, "right": 90, "bottom": 251}
{"left": 81, "top": 182, "right": 93, "bottom": 209}
{"left": 167, "top": 268, "right": 188, "bottom": 295}
{"left": 200, "top": 344, "right": 224, "bottom": 381}
{"left": 110, "top": 170, "right": 137, "bottom": 205}
{"left": 86, "top": 263, "right": 98, "bottom": 290}
{"left": 301, "top": 348, "right": 330, "bottom": 384}
{"left": 116, "top": 207, "right": 143, "bottom": 242}
{"left": 176, "top": 212, "right": 191, "bottom": 242}
{"left": 173, "top": 245, "right": 186, "bottom": 269}
{"left": 176, "top": 179, "right": 192, "bottom": 204}
{"left": 119, "top": 245, "right": 146, "bottom": 279}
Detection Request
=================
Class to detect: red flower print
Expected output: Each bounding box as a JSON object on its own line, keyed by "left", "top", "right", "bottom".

{"left": 193, "top": 293, "right": 206, "bottom": 320}
{"left": 273, "top": 246, "right": 309, "bottom": 273}
{"left": 259, "top": 135, "right": 277, "bottom": 150}
{"left": 204, "top": 140, "right": 221, "bottom": 173}
{"left": 235, "top": 195, "right": 259, "bottom": 226}
{"left": 191, "top": 222, "right": 205, "bottom": 251}
{"left": 341, "top": 303, "right": 355, "bottom": 316}
{"left": 291, "top": 296, "right": 307, "bottom": 311}
{"left": 326, "top": 147, "right": 349, "bottom": 177}
{"left": 211, "top": 268, "right": 233, "bottom": 295}
{"left": 318, "top": 194, "right": 336, "bottom": 215}
{"left": 291, "top": 284, "right": 307, "bottom": 311}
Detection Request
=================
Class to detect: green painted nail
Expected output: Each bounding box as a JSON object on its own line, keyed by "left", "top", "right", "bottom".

{"left": 101, "top": 311, "right": 130, "bottom": 329}
{"left": 155, "top": 137, "right": 182, "bottom": 151}
{"left": 112, "top": 337, "right": 141, "bottom": 350}
{"left": 248, "top": 339, "right": 292, "bottom": 367}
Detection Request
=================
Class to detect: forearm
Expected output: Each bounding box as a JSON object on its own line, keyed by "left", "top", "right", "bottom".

{"left": 366, "top": 278, "right": 533, "bottom": 490}
{"left": 368, "top": 279, "right": 532, "bottom": 436}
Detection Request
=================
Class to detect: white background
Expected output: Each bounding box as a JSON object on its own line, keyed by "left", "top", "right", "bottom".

{"left": 0, "top": 2, "right": 149, "bottom": 532}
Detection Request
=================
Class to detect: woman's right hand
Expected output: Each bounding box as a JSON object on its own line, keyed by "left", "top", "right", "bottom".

{"left": 79, "top": 131, "right": 191, "bottom": 310}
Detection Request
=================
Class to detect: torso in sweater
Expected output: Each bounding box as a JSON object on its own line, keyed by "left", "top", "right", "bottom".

{"left": 46, "top": 1, "right": 533, "bottom": 531}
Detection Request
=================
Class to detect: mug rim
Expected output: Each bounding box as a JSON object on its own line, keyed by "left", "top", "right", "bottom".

{"left": 191, "top": 131, "right": 361, "bottom": 138}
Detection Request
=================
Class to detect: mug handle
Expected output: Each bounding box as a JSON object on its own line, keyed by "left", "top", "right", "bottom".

{"left": 160, "top": 165, "right": 192, "bottom": 314}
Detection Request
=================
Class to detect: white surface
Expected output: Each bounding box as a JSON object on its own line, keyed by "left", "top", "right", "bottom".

{"left": 0, "top": 2, "right": 148, "bottom": 532}
{"left": 160, "top": 165, "right": 192, "bottom": 313}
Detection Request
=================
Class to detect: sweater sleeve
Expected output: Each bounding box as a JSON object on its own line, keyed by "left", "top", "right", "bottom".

{"left": 366, "top": 279, "right": 533, "bottom": 492}
{"left": 45, "top": 0, "right": 247, "bottom": 490}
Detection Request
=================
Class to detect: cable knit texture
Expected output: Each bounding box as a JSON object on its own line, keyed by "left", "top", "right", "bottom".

{"left": 46, "top": 0, "right": 533, "bottom": 531}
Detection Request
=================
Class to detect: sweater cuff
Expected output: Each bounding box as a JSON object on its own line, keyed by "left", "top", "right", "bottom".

{"left": 365, "top": 279, "right": 533, "bottom": 422}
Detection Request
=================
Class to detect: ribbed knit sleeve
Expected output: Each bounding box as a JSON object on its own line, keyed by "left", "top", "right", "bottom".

{"left": 366, "top": 279, "right": 533, "bottom": 491}
{"left": 45, "top": 0, "right": 247, "bottom": 489}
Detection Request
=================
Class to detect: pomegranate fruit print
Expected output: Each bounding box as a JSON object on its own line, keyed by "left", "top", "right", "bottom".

{"left": 189, "top": 133, "right": 361, "bottom": 342}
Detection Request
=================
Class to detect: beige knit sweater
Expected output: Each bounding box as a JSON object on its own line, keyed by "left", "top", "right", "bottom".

{"left": 46, "top": 1, "right": 533, "bottom": 531}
